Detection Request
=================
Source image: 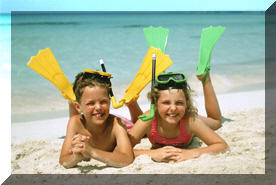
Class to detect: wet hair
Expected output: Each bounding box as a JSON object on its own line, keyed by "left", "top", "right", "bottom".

{"left": 147, "top": 83, "right": 198, "bottom": 118}
{"left": 73, "top": 72, "right": 111, "bottom": 103}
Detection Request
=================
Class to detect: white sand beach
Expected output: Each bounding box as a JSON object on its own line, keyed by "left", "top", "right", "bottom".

{"left": 11, "top": 90, "right": 267, "bottom": 174}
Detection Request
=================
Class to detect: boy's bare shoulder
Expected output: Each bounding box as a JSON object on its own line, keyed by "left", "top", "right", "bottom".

{"left": 110, "top": 115, "right": 127, "bottom": 130}
{"left": 67, "top": 114, "right": 85, "bottom": 131}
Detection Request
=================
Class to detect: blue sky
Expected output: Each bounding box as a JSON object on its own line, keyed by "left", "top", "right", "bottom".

{"left": 0, "top": 0, "right": 275, "bottom": 13}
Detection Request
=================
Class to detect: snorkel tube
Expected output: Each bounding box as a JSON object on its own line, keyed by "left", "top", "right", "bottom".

{"left": 138, "top": 53, "right": 156, "bottom": 121}
{"left": 99, "top": 59, "right": 124, "bottom": 109}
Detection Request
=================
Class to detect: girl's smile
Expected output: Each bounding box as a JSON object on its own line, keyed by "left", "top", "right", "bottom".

{"left": 157, "top": 89, "right": 186, "bottom": 125}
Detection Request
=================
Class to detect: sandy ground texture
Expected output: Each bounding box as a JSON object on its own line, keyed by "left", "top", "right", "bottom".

{"left": 11, "top": 90, "right": 267, "bottom": 174}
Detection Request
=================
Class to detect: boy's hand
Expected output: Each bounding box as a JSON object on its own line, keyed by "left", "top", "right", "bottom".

{"left": 71, "top": 134, "right": 93, "bottom": 158}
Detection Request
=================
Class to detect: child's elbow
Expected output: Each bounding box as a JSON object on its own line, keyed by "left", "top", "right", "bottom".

{"left": 60, "top": 161, "right": 76, "bottom": 169}
{"left": 59, "top": 157, "right": 76, "bottom": 169}
{"left": 221, "top": 141, "right": 229, "bottom": 152}
{"left": 59, "top": 157, "right": 63, "bottom": 166}
{"left": 213, "top": 118, "right": 222, "bottom": 130}
{"left": 117, "top": 154, "right": 134, "bottom": 167}
{"left": 126, "top": 155, "right": 134, "bottom": 165}
{"left": 122, "top": 157, "right": 134, "bottom": 167}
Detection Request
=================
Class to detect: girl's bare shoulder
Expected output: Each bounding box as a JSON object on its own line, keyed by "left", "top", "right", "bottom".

{"left": 186, "top": 115, "right": 208, "bottom": 133}
{"left": 185, "top": 116, "right": 199, "bottom": 133}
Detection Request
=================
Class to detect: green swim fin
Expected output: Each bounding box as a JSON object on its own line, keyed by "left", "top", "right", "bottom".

{"left": 27, "top": 48, "right": 76, "bottom": 101}
{"left": 196, "top": 26, "right": 225, "bottom": 81}
{"left": 143, "top": 26, "right": 169, "bottom": 53}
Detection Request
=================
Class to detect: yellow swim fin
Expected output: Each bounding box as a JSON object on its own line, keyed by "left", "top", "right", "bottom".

{"left": 119, "top": 47, "right": 173, "bottom": 105}
{"left": 27, "top": 48, "right": 76, "bottom": 101}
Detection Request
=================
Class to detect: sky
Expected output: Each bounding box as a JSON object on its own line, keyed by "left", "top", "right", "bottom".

{"left": 0, "top": 0, "right": 275, "bottom": 183}
{"left": 0, "top": 0, "right": 275, "bottom": 13}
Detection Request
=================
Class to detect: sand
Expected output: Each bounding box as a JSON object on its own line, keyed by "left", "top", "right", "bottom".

{"left": 11, "top": 90, "right": 267, "bottom": 174}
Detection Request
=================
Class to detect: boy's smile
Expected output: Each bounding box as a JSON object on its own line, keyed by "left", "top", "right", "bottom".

{"left": 79, "top": 86, "right": 110, "bottom": 125}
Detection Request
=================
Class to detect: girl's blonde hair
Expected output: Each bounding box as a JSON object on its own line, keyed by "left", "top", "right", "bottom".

{"left": 73, "top": 72, "right": 111, "bottom": 103}
{"left": 147, "top": 84, "right": 198, "bottom": 118}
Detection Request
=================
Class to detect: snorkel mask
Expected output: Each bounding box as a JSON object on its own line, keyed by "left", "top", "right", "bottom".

{"left": 83, "top": 69, "right": 112, "bottom": 87}
{"left": 139, "top": 71, "right": 187, "bottom": 121}
{"left": 155, "top": 72, "right": 187, "bottom": 90}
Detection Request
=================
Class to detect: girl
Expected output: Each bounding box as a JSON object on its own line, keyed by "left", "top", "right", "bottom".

{"left": 59, "top": 70, "right": 141, "bottom": 168}
{"left": 128, "top": 71, "right": 228, "bottom": 162}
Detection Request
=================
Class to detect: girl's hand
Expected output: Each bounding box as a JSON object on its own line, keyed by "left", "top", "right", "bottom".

{"left": 151, "top": 146, "right": 182, "bottom": 162}
{"left": 168, "top": 149, "right": 200, "bottom": 162}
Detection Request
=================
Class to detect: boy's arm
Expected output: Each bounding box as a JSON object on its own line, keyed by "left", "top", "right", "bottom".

{"left": 68, "top": 100, "right": 80, "bottom": 118}
{"left": 59, "top": 116, "right": 84, "bottom": 168}
{"left": 87, "top": 119, "right": 134, "bottom": 167}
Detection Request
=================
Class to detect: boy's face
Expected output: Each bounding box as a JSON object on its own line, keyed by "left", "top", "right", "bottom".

{"left": 156, "top": 89, "right": 186, "bottom": 125}
{"left": 77, "top": 86, "right": 110, "bottom": 125}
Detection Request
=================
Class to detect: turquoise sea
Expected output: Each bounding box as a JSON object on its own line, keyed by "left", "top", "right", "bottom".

{"left": 1, "top": 12, "right": 265, "bottom": 122}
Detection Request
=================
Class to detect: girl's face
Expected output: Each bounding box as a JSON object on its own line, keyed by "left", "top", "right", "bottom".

{"left": 77, "top": 86, "right": 110, "bottom": 125}
{"left": 156, "top": 89, "right": 186, "bottom": 125}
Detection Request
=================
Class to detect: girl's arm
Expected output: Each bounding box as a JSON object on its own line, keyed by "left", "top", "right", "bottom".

{"left": 126, "top": 100, "right": 143, "bottom": 123}
{"left": 134, "top": 146, "right": 182, "bottom": 162}
{"left": 127, "top": 110, "right": 152, "bottom": 147}
{"left": 169, "top": 118, "right": 228, "bottom": 162}
{"left": 190, "top": 118, "right": 228, "bottom": 154}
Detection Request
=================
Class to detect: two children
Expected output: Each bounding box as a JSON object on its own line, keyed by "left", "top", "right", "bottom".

{"left": 59, "top": 67, "right": 228, "bottom": 167}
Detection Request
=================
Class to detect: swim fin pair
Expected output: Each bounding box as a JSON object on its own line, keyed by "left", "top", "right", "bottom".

{"left": 196, "top": 26, "right": 225, "bottom": 82}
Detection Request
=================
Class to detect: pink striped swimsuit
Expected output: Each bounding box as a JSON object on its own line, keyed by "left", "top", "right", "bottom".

{"left": 147, "top": 116, "right": 192, "bottom": 148}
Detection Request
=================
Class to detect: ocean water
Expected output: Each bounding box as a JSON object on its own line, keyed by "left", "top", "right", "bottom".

{"left": 6, "top": 12, "right": 265, "bottom": 122}
{"left": 0, "top": 14, "right": 11, "bottom": 78}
